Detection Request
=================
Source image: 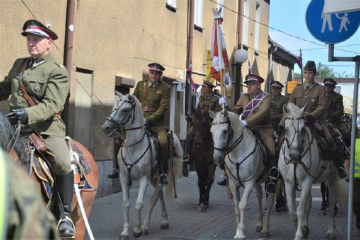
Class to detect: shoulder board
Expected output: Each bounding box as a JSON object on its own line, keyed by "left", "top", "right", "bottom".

{"left": 54, "top": 61, "right": 65, "bottom": 68}
{"left": 296, "top": 83, "right": 302, "bottom": 87}
{"left": 161, "top": 81, "right": 171, "bottom": 88}
{"left": 212, "top": 94, "right": 219, "bottom": 98}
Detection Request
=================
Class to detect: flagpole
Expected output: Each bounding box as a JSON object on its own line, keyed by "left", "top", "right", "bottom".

{"left": 214, "top": 8, "right": 225, "bottom": 100}
{"left": 300, "top": 49, "right": 303, "bottom": 84}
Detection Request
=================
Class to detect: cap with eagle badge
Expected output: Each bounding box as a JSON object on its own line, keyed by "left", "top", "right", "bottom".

{"left": 21, "top": 19, "right": 58, "bottom": 40}
{"left": 202, "top": 80, "right": 215, "bottom": 88}
{"left": 244, "top": 74, "right": 264, "bottom": 84}
{"left": 323, "top": 78, "right": 337, "bottom": 85}
{"left": 271, "top": 81, "right": 284, "bottom": 88}
{"left": 148, "top": 63, "right": 165, "bottom": 72}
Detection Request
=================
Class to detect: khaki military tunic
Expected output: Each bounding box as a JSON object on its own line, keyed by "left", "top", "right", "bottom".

{"left": 271, "top": 95, "right": 288, "bottom": 119}
{"left": 186, "top": 94, "right": 222, "bottom": 140}
{"left": 0, "top": 53, "right": 71, "bottom": 175}
{"left": 231, "top": 91, "right": 275, "bottom": 159}
{"left": 133, "top": 79, "right": 171, "bottom": 156}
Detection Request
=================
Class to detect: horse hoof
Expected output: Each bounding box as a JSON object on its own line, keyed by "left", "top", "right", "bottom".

{"left": 302, "top": 225, "right": 310, "bottom": 237}
{"left": 256, "top": 225, "right": 262, "bottom": 232}
{"left": 326, "top": 233, "right": 336, "bottom": 239}
{"left": 119, "top": 235, "right": 129, "bottom": 240}
{"left": 260, "top": 231, "right": 270, "bottom": 238}
{"left": 143, "top": 229, "right": 149, "bottom": 235}
{"left": 133, "top": 230, "right": 143, "bottom": 238}
{"left": 318, "top": 210, "right": 327, "bottom": 216}
{"left": 197, "top": 203, "right": 208, "bottom": 211}
{"left": 160, "top": 223, "right": 169, "bottom": 229}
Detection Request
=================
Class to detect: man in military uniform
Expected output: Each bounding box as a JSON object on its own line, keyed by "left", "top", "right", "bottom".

{"left": 270, "top": 81, "right": 288, "bottom": 129}
{"left": 133, "top": 63, "right": 171, "bottom": 185}
{"left": 1, "top": 149, "right": 58, "bottom": 239}
{"left": 183, "top": 80, "right": 222, "bottom": 162}
{"left": 219, "top": 74, "right": 278, "bottom": 194}
{"left": 278, "top": 61, "right": 347, "bottom": 179}
{"left": 323, "top": 78, "right": 351, "bottom": 146}
{"left": 0, "top": 19, "right": 75, "bottom": 237}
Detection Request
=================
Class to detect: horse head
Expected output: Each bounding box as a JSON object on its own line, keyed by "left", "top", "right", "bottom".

{"left": 283, "top": 102, "right": 307, "bottom": 163}
{"left": 101, "top": 93, "right": 143, "bottom": 137}
{"left": 192, "top": 106, "right": 211, "bottom": 148}
{"left": 211, "top": 109, "right": 234, "bottom": 165}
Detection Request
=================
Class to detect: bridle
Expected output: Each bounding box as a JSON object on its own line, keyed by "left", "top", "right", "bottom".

{"left": 284, "top": 117, "right": 305, "bottom": 152}
{"left": 212, "top": 117, "right": 238, "bottom": 154}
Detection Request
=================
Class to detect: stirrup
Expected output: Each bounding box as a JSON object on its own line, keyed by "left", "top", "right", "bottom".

{"left": 217, "top": 175, "right": 227, "bottom": 187}
{"left": 266, "top": 181, "right": 276, "bottom": 194}
{"left": 183, "top": 154, "right": 190, "bottom": 162}
{"left": 269, "top": 166, "right": 279, "bottom": 180}
{"left": 159, "top": 173, "right": 168, "bottom": 185}
{"left": 57, "top": 216, "right": 75, "bottom": 238}
{"left": 107, "top": 168, "right": 119, "bottom": 179}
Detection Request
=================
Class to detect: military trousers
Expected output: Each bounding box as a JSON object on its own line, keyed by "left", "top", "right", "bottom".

{"left": 262, "top": 135, "right": 276, "bottom": 167}
{"left": 43, "top": 135, "right": 71, "bottom": 175}
{"left": 151, "top": 126, "right": 169, "bottom": 156}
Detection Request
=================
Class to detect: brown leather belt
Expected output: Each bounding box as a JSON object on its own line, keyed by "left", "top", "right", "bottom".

{"left": 142, "top": 107, "right": 158, "bottom": 112}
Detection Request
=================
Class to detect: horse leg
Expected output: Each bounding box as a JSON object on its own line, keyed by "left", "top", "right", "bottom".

{"left": 157, "top": 187, "right": 169, "bottom": 230}
{"left": 262, "top": 183, "right": 275, "bottom": 238}
{"left": 295, "top": 182, "right": 312, "bottom": 240}
{"left": 284, "top": 180, "right": 297, "bottom": 229}
{"left": 142, "top": 179, "right": 163, "bottom": 235}
{"left": 133, "top": 177, "right": 149, "bottom": 238}
{"left": 301, "top": 193, "right": 312, "bottom": 238}
{"left": 197, "top": 172, "right": 206, "bottom": 210}
{"left": 203, "top": 164, "right": 216, "bottom": 208}
{"left": 228, "top": 180, "right": 241, "bottom": 237}
{"left": 234, "top": 183, "right": 254, "bottom": 240}
{"left": 120, "top": 175, "right": 131, "bottom": 240}
{"left": 319, "top": 182, "right": 327, "bottom": 215}
{"left": 325, "top": 178, "right": 337, "bottom": 239}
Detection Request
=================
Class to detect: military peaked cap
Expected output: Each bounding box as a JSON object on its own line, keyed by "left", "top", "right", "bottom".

{"left": 323, "top": 78, "right": 337, "bottom": 85}
{"left": 148, "top": 63, "right": 165, "bottom": 72}
{"left": 202, "top": 80, "right": 216, "bottom": 88}
{"left": 271, "top": 81, "right": 284, "bottom": 88}
{"left": 244, "top": 74, "right": 264, "bottom": 84}
{"left": 21, "top": 19, "right": 58, "bottom": 40}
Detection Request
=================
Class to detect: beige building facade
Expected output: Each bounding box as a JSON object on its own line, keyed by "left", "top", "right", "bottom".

{"left": 0, "top": 0, "right": 271, "bottom": 197}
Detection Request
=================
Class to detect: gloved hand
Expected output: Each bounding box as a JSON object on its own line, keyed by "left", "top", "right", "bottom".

{"left": 145, "top": 118, "right": 152, "bottom": 128}
{"left": 10, "top": 108, "right": 28, "bottom": 124}
{"left": 277, "top": 125, "right": 284, "bottom": 135}
{"left": 241, "top": 120, "right": 247, "bottom": 126}
{"left": 185, "top": 114, "right": 192, "bottom": 122}
{"left": 219, "top": 97, "right": 227, "bottom": 106}
{"left": 305, "top": 114, "right": 315, "bottom": 124}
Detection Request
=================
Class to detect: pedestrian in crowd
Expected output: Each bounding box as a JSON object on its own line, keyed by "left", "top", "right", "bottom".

{"left": 1, "top": 148, "right": 58, "bottom": 239}
{"left": 133, "top": 63, "right": 171, "bottom": 185}
{"left": 277, "top": 61, "right": 347, "bottom": 179}
{"left": 0, "top": 19, "right": 75, "bottom": 238}
{"left": 183, "top": 80, "right": 222, "bottom": 162}
{"left": 219, "top": 73, "right": 278, "bottom": 194}
{"left": 353, "top": 130, "right": 360, "bottom": 230}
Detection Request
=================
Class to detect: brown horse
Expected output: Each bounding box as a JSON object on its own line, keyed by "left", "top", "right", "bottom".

{"left": 190, "top": 106, "right": 216, "bottom": 211}
{"left": 0, "top": 110, "right": 99, "bottom": 240}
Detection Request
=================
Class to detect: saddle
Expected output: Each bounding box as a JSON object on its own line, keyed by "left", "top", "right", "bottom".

{"left": 248, "top": 127, "right": 273, "bottom": 167}
{"left": 145, "top": 127, "right": 180, "bottom": 159}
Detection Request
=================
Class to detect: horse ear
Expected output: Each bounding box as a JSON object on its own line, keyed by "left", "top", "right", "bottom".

{"left": 300, "top": 104, "right": 307, "bottom": 116}
{"left": 283, "top": 103, "right": 289, "bottom": 115}
{"left": 208, "top": 109, "right": 216, "bottom": 118}
{"left": 223, "top": 109, "right": 228, "bottom": 118}
{"left": 128, "top": 94, "right": 135, "bottom": 102}
{"left": 114, "top": 90, "right": 123, "bottom": 98}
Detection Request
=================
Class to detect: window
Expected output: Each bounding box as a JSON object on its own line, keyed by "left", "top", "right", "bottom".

{"left": 166, "top": 0, "right": 177, "bottom": 11}
{"left": 195, "top": 0, "right": 204, "bottom": 29}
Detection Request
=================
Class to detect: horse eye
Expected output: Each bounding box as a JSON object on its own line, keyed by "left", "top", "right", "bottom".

{"left": 223, "top": 129, "right": 227, "bottom": 135}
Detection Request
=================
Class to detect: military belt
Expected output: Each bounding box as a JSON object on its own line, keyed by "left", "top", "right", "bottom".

{"left": 142, "top": 107, "right": 158, "bottom": 112}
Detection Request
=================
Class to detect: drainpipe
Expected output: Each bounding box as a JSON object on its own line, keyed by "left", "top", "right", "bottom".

{"left": 63, "top": 0, "right": 76, "bottom": 132}
{"left": 185, "top": 0, "right": 194, "bottom": 117}
{"left": 235, "top": 0, "right": 244, "bottom": 100}
{"left": 170, "top": 82, "right": 178, "bottom": 132}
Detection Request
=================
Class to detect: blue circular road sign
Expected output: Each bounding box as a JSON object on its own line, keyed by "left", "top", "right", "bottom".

{"left": 306, "top": 0, "right": 360, "bottom": 44}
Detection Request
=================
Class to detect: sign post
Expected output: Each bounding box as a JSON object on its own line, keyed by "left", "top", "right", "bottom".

{"left": 306, "top": 0, "right": 360, "bottom": 44}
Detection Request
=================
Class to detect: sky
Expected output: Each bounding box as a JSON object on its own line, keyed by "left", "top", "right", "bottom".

{"left": 269, "top": 0, "right": 360, "bottom": 77}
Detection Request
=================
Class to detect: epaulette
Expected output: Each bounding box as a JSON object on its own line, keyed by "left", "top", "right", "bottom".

{"left": 54, "top": 61, "right": 65, "bottom": 68}
{"left": 161, "top": 81, "right": 171, "bottom": 88}
{"left": 296, "top": 83, "right": 303, "bottom": 86}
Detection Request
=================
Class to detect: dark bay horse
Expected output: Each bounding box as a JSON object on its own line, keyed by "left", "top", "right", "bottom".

{"left": 191, "top": 106, "right": 216, "bottom": 211}
{"left": 0, "top": 110, "right": 99, "bottom": 240}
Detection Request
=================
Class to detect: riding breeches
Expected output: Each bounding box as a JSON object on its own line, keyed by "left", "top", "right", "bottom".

{"left": 151, "top": 126, "right": 169, "bottom": 156}
{"left": 43, "top": 135, "right": 71, "bottom": 175}
{"left": 262, "top": 135, "right": 276, "bottom": 166}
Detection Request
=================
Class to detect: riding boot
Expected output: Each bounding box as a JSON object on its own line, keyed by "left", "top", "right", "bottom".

{"left": 217, "top": 169, "right": 227, "bottom": 187}
{"left": 183, "top": 139, "right": 193, "bottom": 162}
{"left": 159, "top": 156, "right": 169, "bottom": 185}
{"left": 266, "top": 179, "right": 276, "bottom": 194}
{"left": 329, "top": 147, "right": 347, "bottom": 179}
{"left": 107, "top": 139, "right": 122, "bottom": 179}
{"left": 56, "top": 171, "right": 75, "bottom": 238}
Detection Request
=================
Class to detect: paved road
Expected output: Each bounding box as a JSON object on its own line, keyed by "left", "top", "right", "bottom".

{"left": 87, "top": 168, "right": 359, "bottom": 240}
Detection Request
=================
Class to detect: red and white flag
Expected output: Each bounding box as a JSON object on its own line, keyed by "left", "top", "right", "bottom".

{"left": 187, "top": 64, "right": 199, "bottom": 97}
{"left": 296, "top": 50, "right": 303, "bottom": 70}
{"left": 248, "top": 61, "right": 253, "bottom": 74}
{"left": 207, "top": 17, "right": 232, "bottom": 90}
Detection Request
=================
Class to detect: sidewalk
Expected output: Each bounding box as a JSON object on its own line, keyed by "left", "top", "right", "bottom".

{"left": 87, "top": 168, "right": 359, "bottom": 240}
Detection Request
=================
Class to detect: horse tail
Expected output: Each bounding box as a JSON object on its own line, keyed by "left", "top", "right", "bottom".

{"left": 336, "top": 179, "right": 348, "bottom": 213}
{"left": 165, "top": 134, "right": 184, "bottom": 204}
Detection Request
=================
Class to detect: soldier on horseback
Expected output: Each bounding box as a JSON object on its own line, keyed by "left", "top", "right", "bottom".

{"left": 277, "top": 61, "right": 347, "bottom": 179}
{"left": 183, "top": 80, "right": 222, "bottom": 163}
{"left": 133, "top": 63, "right": 171, "bottom": 185}
{"left": 219, "top": 74, "right": 278, "bottom": 194}
{"left": 0, "top": 19, "right": 75, "bottom": 237}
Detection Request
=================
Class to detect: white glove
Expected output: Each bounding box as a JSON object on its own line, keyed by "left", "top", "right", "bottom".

{"left": 219, "top": 97, "right": 227, "bottom": 106}
{"left": 241, "top": 120, "right": 247, "bottom": 126}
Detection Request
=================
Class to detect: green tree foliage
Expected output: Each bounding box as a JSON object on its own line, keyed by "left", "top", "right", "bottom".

{"left": 294, "top": 72, "right": 301, "bottom": 78}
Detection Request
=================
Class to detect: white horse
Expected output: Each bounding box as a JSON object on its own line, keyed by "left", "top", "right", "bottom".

{"left": 210, "top": 109, "right": 275, "bottom": 240}
{"left": 101, "top": 93, "right": 183, "bottom": 240}
{"left": 279, "top": 102, "right": 348, "bottom": 240}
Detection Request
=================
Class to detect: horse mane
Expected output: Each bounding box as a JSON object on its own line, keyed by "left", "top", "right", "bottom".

{"left": 0, "top": 110, "right": 29, "bottom": 164}
{"left": 227, "top": 111, "right": 243, "bottom": 131}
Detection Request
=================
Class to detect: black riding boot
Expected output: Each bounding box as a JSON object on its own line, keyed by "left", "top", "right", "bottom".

{"left": 330, "top": 147, "right": 347, "bottom": 179}
{"left": 159, "top": 156, "right": 169, "bottom": 185}
{"left": 56, "top": 171, "right": 75, "bottom": 238}
{"left": 183, "top": 139, "right": 193, "bottom": 162}
{"left": 107, "top": 141, "right": 121, "bottom": 179}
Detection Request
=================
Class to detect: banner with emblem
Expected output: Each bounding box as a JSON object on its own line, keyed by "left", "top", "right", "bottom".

{"left": 206, "top": 9, "right": 232, "bottom": 95}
